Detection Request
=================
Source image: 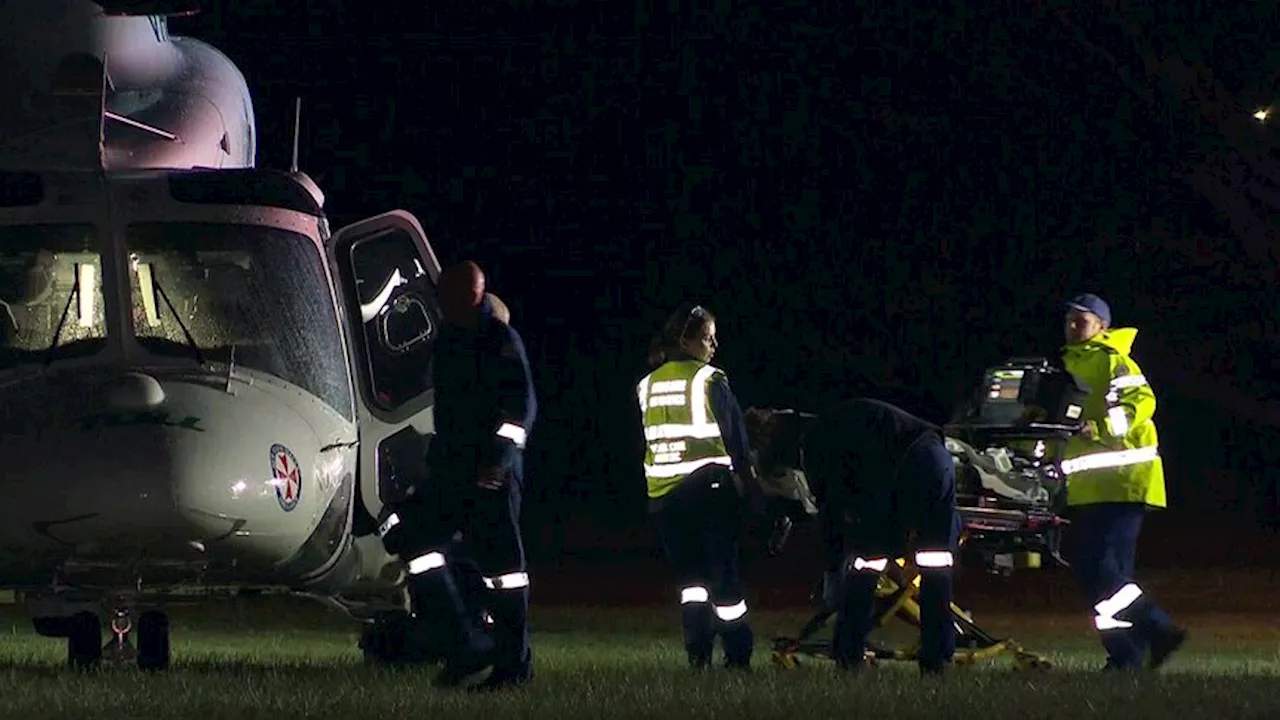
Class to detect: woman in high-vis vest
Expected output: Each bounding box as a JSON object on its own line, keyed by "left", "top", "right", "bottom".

{"left": 636, "top": 302, "right": 765, "bottom": 670}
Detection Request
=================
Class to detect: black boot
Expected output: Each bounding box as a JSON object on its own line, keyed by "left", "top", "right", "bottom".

{"left": 435, "top": 637, "right": 495, "bottom": 689}
{"left": 469, "top": 587, "right": 532, "bottom": 692}
{"left": 917, "top": 569, "right": 957, "bottom": 671}
{"left": 408, "top": 571, "right": 492, "bottom": 687}
{"left": 1148, "top": 626, "right": 1187, "bottom": 670}
{"left": 359, "top": 611, "right": 425, "bottom": 666}
{"left": 832, "top": 573, "right": 878, "bottom": 669}
{"left": 718, "top": 615, "right": 754, "bottom": 670}
{"left": 682, "top": 602, "right": 714, "bottom": 668}
{"left": 721, "top": 622, "right": 747, "bottom": 666}
{"left": 919, "top": 660, "right": 948, "bottom": 676}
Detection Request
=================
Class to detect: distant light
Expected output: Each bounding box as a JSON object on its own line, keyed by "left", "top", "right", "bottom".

{"left": 1255, "top": 109, "right": 1270, "bottom": 122}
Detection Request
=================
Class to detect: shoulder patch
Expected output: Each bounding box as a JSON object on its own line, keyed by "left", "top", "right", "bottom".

{"left": 1113, "top": 361, "right": 1130, "bottom": 377}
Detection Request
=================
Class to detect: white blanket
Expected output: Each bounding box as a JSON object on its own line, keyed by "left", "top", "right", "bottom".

{"left": 754, "top": 450, "right": 821, "bottom": 515}
{"left": 944, "top": 436, "right": 1050, "bottom": 505}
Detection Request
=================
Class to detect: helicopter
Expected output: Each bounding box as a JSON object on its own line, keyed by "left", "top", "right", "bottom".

{"left": 0, "top": 0, "right": 447, "bottom": 670}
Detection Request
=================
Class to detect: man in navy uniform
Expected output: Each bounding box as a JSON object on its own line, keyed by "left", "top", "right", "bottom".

{"left": 800, "top": 398, "right": 961, "bottom": 675}
{"left": 390, "top": 260, "right": 538, "bottom": 691}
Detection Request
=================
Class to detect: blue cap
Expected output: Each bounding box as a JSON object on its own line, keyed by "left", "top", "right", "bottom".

{"left": 1065, "top": 293, "right": 1111, "bottom": 326}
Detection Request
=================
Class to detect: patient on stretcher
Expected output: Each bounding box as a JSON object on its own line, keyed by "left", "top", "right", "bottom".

{"left": 744, "top": 407, "right": 1057, "bottom": 512}
{"left": 944, "top": 436, "right": 1053, "bottom": 507}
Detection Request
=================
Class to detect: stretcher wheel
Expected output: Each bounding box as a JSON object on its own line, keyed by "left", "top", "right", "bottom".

{"left": 1013, "top": 651, "right": 1053, "bottom": 671}
{"left": 772, "top": 650, "right": 801, "bottom": 669}
{"left": 771, "top": 637, "right": 801, "bottom": 670}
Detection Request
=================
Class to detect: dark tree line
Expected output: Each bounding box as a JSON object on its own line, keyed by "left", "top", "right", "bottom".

{"left": 186, "top": 1, "right": 1280, "bottom": 531}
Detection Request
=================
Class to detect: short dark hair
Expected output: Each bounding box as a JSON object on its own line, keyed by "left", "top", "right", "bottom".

{"left": 744, "top": 407, "right": 808, "bottom": 476}
{"left": 646, "top": 302, "right": 716, "bottom": 369}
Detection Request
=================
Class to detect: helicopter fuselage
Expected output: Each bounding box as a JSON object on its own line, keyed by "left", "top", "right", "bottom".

{"left": 0, "top": 168, "right": 433, "bottom": 618}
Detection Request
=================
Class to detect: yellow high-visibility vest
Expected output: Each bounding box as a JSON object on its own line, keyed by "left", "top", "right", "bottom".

{"left": 637, "top": 360, "right": 733, "bottom": 499}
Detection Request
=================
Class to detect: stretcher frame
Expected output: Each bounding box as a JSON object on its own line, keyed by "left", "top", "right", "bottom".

{"left": 771, "top": 553, "right": 1054, "bottom": 672}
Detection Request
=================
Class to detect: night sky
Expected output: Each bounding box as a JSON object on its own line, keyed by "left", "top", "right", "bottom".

{"left": 176, "top": 2, "right": 1280, "bottom": 549}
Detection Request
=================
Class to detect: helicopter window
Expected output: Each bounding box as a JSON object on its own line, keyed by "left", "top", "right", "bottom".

{"left": 382, "top": 294, "right": 434, "bottom": 353}
{"left": 347, "top": 230, "right": 440, "bottom": 411}
{"left": 0, "top": 224, "right": 107, "bottom": 370}
{"left": 125, "top": 222, "right": 354, "bottom": 422}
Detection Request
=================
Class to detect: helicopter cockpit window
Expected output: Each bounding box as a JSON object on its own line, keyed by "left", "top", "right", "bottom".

{"left": 0, "top": 224, "right": 107, "bottom": 370}
{"left": 125, "top": 222, "right": 354, "bottom": 421}
{"left": 348, "top": 230, "right": 440, "bottom": 411}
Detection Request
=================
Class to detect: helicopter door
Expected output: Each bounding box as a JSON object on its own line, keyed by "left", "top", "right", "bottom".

{"left": 326, "top": 210, "right": 443, "bottom": 536}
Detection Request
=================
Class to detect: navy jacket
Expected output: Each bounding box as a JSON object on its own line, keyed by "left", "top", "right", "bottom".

{"left": 430, "top": 296, "right": 537, "bottom": 473}
{"left": 708, "top": 373, "right": 763, "bottom": 509}
{"left": 804, "top": 398, "right": 941, "bottom": 571}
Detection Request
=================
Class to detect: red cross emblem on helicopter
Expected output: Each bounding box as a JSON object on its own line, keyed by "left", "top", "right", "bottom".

{"left": 269, "top": 444, "right": 302, "bottom": 512}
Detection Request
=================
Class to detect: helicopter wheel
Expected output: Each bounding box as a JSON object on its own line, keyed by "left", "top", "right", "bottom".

{"left": 66, "top": 611, "right": 102, "bottom": 671}
{"left": 136, "top": 611, "right": 171, "bottom": 671}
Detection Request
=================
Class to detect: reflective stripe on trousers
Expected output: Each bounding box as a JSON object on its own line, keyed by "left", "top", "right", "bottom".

{"left": 483, "top": 571, "right": 531, "bottom": 590}
{"left": 681, "top": 585, "right": 710, "bottom": 604}
{"left": 407, "top": 551, "right": 447, "bottom": 575}
{"left": 714, "top": 600, "right": 747, "bottom": 622}
{"left": 915, "top": 550, "right": 955, "bottom": 569}
{"left": 496, "top": 422, "right": 527, "bottom": 448}
{"left": 406, "top": 554, "right": 530, "bottom": 593}
{"left": 679, "top": 585, "right": 747, "bottom": 622}
{"left": 1094, "top": 582, "right": 1143, "bottom": 630}
{"left": 852, "top": 557, "right": 889, "bottom": 572}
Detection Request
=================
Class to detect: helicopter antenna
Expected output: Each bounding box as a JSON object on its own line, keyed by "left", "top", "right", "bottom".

{"left": 289, "top": 96, "right": 301, "bottom": 173}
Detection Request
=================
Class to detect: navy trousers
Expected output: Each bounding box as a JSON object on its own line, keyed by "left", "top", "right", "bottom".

{"left": 653, "top": 464, "right": 753, "bottom": 668}
{"left": 398, "top": 449, "right": 531, "bottom": 678}
{"left": 1068, "top": 502, "right": 1176, "bottom": 669}
{"left": 808, "top": 434, "right": 961, "bottom": 670}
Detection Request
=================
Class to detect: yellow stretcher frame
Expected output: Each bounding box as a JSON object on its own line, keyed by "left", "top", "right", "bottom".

{"left": 771, "top": 556, "right": 1053, "bottom": 671}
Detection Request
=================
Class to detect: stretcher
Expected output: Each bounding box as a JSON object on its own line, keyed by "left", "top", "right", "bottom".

{"left": 769, "top": 462, "right": 1067, "bottom": 672}
{"left": 758, "top": 358, "right": 1086, "bottom": 671}
{"left": 769, "top": 552, "right": 1055, "bottom": 672}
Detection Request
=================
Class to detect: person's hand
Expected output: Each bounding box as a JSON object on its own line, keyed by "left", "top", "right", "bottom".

{"left": 477, "top": 466, "right": 511, "bottom": 491}
{"left": 822, "top": 570, "right": 844, "bottom": 609}
{"left": 1079, "top": 420, "right": 1099, "bottom": 440}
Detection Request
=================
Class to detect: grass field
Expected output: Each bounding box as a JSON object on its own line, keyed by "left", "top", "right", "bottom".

{"left": 1, "top": 590, "right": 1279, "bottom": 720}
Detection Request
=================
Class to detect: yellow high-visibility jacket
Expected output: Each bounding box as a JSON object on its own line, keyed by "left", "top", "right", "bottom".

{"left": 1061, "top": 327, "right": 1165, "bottom": 508}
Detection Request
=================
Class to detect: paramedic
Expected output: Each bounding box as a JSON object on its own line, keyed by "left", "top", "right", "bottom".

{"left": 386, "top": 261, "right": 538, "bottom": 691}
{"left": 636, "top": 302, "right": 766, "bottom": 669}
{"left": 1060, "top": 293, "right": 1186, "bottom": 671}
{"left": 804, "top": 398, "right": 961, "bottom": 675}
